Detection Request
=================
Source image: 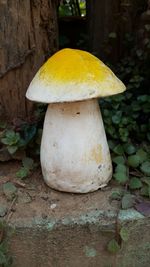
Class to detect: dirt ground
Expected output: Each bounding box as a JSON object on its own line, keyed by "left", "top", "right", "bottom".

{"left": 0, "top": 161, "right": 119, "bottom": 224}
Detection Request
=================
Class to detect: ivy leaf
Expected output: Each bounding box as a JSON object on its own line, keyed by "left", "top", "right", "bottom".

{"left": 140, "top": 161, "right": 150, "bottom": 176}
{"left": 22, "top": 157, "right": 34, "bottom": 170}
{"left": 136, "top": 149, "right": 147, "bottom": 163}
{"left": 129, "top": 177, "right": 142, "bottom": 190}
{"left": 0, "top": 250, "right": 7, "bottom": 264}
{"left": 112, "top": 114, "right": 121, "bottom": 124}
{"left": 113, "top": 156, "right": 125, "bottom": 165}
{"left": 3, "top": 182, "right": 17, "bottom": 200}
{"left": 127, "top": 155, "right": 140, "bottom": 168}
{"left": 110, "top": 190, "right": 123, "bottom": 200}
{"left": 7, "top": 145, "right": 18, "bottom": 154}
{"left": 120, "top": 227, "right": 129, "bottom": 242}
{"left": 119, "top": 128, "right": 129, "bottom": 142}
{"left": 1, "top": 130, "right": 20, "bottom": 146}
{"left": 123, "top": 144, "right": 136, "bottom": 155}
{"left": 16, "top": 167, "right": 29, "bottom": 179}
{"left": 135, "top": 201, "right": 150, "bottom": 216}
{"left": 121, "top": 194, "right": 134, "bottom": 209}
{"left": 137, "top": 95, "right": 148, "bottom": 102}
{"left": 108, "top": 140, "right": 116, "bottom": 150}
{"left": 115, "top": 164, "right": 127, "bottom": 173}
{"left": 107, "top": 239, "right": 120, "bottom": 253}
{"left": 113, "top": 172, "right": 128, "bottom": 184}
{"left": 23, "top": 125, "right": 37, "bottom": 145}
{"left": 113, "top": 144, "right": 124, "bottom": 155}
{"left": 140, "top": 185, "right": 150, "bottom": 197}
{"left": 109, "top": 32, "right": 117, "bottom": 39}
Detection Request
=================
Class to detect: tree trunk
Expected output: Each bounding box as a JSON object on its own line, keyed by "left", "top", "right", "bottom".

{"left": 87, "top": 0, "right": 120, "bottom": 61}
{"left": 87, "top": 0, "right": 136, "bottom": 62}
{"left": 0, "top": 0, "right": 59, "bottom": 121}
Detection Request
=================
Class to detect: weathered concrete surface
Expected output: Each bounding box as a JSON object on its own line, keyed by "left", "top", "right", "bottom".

{"left": 0, "top": 162, "right": 150, "bottom": 267}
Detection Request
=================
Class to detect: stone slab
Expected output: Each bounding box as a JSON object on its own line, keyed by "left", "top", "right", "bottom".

{"left": 0, "top": 162, "right": 149, "bottom": 267}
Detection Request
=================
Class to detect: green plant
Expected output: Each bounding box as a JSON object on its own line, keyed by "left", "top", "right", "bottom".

{"left": 1, "top": 130, "right": 23, "bottom": 154}
{"left": 111, "top": 143, "right": 150, "bottom": 199}
{"left": 0, "top": 222, "right": 13, "bottom": 267}
{"left": 0, "top": 104, "right": 45, "bottom": 158}
{"left": 100, "top": 27, "right": 150, "bottom": 200}
{"left": 100, "top": 93, "right": 150, "bottom": 143}
{"left": 16, "top": 157, "right": 36, "bottom": 179}
{"left": 107, "top": 226, "right": 129, "bottom": 254}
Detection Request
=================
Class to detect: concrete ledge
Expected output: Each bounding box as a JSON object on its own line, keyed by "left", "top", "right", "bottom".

{"left": 0, "top": 162, "right": 150, "bottom": 267}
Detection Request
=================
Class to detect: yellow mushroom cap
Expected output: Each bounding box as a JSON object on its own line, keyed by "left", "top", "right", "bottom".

{"left": 26, "top": 48, "right": 126, "bottom": 103}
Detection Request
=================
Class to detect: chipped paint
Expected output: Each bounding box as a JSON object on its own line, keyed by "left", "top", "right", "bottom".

{"left": 83, "top": 144, "right": 102, "bottom": 164}
{"left": 46, "top": 221, "right": 55, "bottom": 231}
{"left": 90, "top": 144, "right": 102, "bottom": 164}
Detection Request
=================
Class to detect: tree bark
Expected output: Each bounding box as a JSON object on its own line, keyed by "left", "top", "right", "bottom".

{"left": 87, "top": 0, "right": 120, "bottom": 60}
{"left": 0, "top": 0, "right": 59, "bottom": 121}
{"left": 87, "top": 0, "right": 139, "bottom": 61}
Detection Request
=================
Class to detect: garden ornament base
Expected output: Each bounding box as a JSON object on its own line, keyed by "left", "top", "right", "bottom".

{"left": 26, "top": 48, "right": 126, "bottom": 193}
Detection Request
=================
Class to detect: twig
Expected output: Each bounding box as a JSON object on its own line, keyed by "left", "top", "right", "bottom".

{"left": 5, "top": 196, "right": 17, "bottom": 223}
{"left": 12, "top": 179, "right": 26, "bottom": 188}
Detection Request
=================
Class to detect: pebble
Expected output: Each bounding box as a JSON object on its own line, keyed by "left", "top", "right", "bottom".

{"left": 50, "top": 203, "right": 57, "bottom": 209}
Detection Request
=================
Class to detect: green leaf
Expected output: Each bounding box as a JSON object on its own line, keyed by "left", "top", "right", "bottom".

{"left": 108, "top": 140, "right": 116, "bottom": 150}
{"left": 7, "top": 145, "right": 18, "bottom": 154}
{"left": 113, "top": 156, "right": 125, "bottom": 165}
{"left": 121, "top": 194, "right": 134, "bottom": 209}
{"left": 1, "top": 130, "right": 20, "bottom": 146}
{"left": 3, "top": 182, "right": 17, "bottom": 200}
{"left": 136, "top": 149, "right": 147, "bottom": 163}
{"left": 112, "top": 115, "right": 121, "bottom": 124}
{"left": 140, "top": 161, "right": 150, "bottom": 176}
{"left": 107, "top": 239, "right": 120, "bottom": 254}
{"left": 120, "top": 227, "right": 129, "bottom": 242}
{"left": 137, "top": 95, "right": 148, "bottom": 102}
{"left": 115, "top": 164, "right": 127, "bottom": 173}
{"left": 23, "top": 125, "right": 37, "bottom": 145}
{"left": 22, "top": 157, "right": 34, "bottom": 170}
{"left": 140, "top": 185, "right": 150, "bottom": 197}
{"left": 110, "top": 190, "right": 123, "bottom": 200}
{"left": 0, "top": 250, "right": 7, "bottom": 264}
{"left": 113, "top": 172, "right": 128, "bottom": 184}
{"left": 119, "top": 128, "right": 129, "bottom": 142}
{"left": 127, "top": 155, "right": 140, "bottom": 168}
{"left": 129, "top": 177, "right": 142, "bottom": 190}
{"left": 123, "top": 144, "right": 136, "bottom": 155}
{"left": 1, "top": 137, "right": 9, "bottom": 145}
{"left": 113, "top": 144, "right": 124, "bottom": 155}
{"left": 16, "top": 167, "right": 29, "bottom": 179}
{"left": 109, "top": 32, "right": 117, "bottom": 39}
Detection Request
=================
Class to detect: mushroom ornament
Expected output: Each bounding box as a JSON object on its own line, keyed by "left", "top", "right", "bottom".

{"left": 26, "top": 48, "right": 126, "bottom": 193}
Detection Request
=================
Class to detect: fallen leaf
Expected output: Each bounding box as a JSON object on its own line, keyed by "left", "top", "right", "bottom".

{"left": 135, "top": 201, "right": 150, "bottom": 217}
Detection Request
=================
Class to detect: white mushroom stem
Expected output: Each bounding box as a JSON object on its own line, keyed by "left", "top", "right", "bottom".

{"left": 41, "top": 99, "right": 112, "bottom": 193}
